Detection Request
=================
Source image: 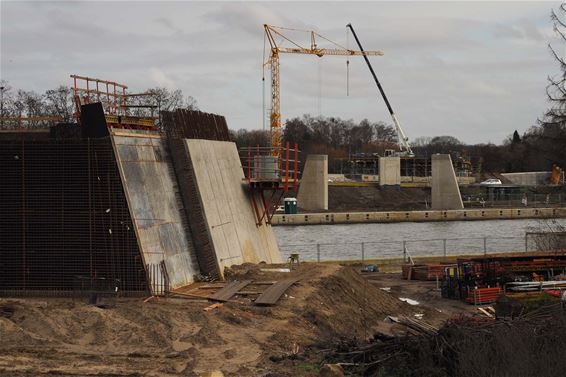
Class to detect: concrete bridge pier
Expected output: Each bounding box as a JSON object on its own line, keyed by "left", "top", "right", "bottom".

{"left": 432, "top": 154, "right": 464, "bottom": 210}
{"left": 297, "top": 154, "right": 328, "bottom": 211}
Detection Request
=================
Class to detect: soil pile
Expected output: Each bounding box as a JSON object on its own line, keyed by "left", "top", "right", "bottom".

{"left": 0, "top": 264, "right": 446, "bottom": 376}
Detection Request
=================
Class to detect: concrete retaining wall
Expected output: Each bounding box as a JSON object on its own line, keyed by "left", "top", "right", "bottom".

{"left": 111, "top": 132, "right": 200, "bottom": 289}
{"left": 184, "top": 139, "right": 281, "bottom": 277}
{"left": 272, "top": 207, "right": 566, "bottom": 225}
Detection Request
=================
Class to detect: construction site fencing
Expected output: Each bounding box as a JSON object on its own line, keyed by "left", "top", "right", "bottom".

{"left": 277, "top": 234, "right": 560, "bottom": 263}
{"left": 463, "top": 192, "right": 565, "bottom": 208}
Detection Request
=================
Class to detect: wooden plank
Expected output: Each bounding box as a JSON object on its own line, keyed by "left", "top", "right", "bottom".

{"left": 254, "top": 278, "right": 299, "bottom": 306}
{"left": 208, "top": 280, "right": 252, "bottom": 302}
{"left": 204, "top": 303, "right": 223, "bottom": 312}
{"left": 251, "top": 281, "right": 277, "bottom": 285}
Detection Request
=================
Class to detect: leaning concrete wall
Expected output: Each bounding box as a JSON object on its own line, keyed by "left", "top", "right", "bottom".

{"left": 111, "top": 131, "right": 200, "bottom": 290}
{"left": 184, "top": 139, "right": 281, "bottom": 277}
{"left": 432, "top": 154, "right": 464, "bottom": 210}
{"left": 379, "top": 157, "right": 401, "bottom": 186}
{"left": 297, "top": 155, "right": 328, "bottom": 211}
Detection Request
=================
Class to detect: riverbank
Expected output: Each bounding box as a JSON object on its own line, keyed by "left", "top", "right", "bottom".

{"left": 273, "top": 207, "right": 566, "bottom": 225}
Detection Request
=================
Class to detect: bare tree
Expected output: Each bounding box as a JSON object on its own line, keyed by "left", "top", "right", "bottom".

{"left": 44, "top": 86, "right": 74, "bottom": 122}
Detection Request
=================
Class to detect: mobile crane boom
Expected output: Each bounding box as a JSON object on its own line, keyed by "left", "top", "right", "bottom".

{"left": 346, "top": 23, "right": 414, "bottom": 157}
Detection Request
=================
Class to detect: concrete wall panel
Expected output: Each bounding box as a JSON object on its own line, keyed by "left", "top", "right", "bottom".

{"left": 112, "top": 133, "right": 200, "bottom": 291}
{"left": 184, "top": 139, "right": 281, "bottom": 276}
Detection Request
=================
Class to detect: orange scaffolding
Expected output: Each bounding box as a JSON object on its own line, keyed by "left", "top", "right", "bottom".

{"left": 71, "top": 74, "right": 156, "bottom": 129}
{"left": 240, "top": 142, "right": 299, "bottom": 226}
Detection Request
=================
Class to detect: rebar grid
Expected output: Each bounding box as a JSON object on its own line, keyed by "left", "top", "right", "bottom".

{"left": 0, "top": 137, "right": 148, "bottom": 295}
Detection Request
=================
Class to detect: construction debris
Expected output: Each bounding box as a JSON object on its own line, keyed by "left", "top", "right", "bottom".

{"left": 203, "top": 303, "right": 223, "bottom": 312}
{"left": 324, "top": 305, "right": 566, "bottom": 377}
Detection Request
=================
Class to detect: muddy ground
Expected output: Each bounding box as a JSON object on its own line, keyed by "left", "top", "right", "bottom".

{"left": 0, "top": 264, "right": 473, "bottom": 376}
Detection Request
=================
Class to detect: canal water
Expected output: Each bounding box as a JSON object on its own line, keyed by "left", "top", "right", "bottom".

{"left": 273, "top": 218, "right": 566, "bottom": 261}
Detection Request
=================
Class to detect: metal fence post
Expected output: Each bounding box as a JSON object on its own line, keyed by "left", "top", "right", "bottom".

{"left": 443, "top": 239, "right": 447, "bottom": 258}
{"left": 361, "top": 242, "right": 365, "bottom": 263}
{"left": 316, "top": 243, "right": 321, "bottom": 263}
{"left": 483, "top": 237, "right": 487, "bottom": 255}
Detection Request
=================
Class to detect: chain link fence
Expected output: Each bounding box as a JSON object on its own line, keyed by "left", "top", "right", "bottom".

{"left": 278, "top": 234, "right": 559, "bottom": 263}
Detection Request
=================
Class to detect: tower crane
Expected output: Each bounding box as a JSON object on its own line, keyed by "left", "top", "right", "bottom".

{"left": 263, "top": 24, "right": 384, "bottom": 158}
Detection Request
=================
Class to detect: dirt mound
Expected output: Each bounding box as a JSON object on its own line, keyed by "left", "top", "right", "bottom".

{"left": 300, "top": 267, "right": 416, "bottom": 340}
{"left": 0, "top": 264, "right": 446, "bottom": 376}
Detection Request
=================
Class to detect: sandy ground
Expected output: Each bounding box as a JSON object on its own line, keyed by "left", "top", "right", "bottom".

{"left": 0, "top": 264, "right": 469, "bottom": 376}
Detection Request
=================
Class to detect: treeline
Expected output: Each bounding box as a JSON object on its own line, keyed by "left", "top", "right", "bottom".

{"left": 0, "top": 80, "right": 198, "bottom": 128}
{"left": 230, "top": 114, "right": 399, "bottom": 161}
{"left": 410, "top": 127, "right": 566, "bottom": 174}
{"left": 230, "top": 119, "right": 566, "bottom": 174}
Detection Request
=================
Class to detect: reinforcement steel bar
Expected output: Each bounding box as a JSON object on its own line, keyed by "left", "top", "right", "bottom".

{"left": 0, "top": 135, "right": 148, "bottom": 295}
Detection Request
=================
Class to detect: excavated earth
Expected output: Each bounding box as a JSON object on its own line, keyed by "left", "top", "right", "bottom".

{"left": 0, "top": 264, "right": 452, "bottom": 376}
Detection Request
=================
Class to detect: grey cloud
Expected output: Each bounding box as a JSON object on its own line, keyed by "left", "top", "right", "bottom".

{"left": 0, "top": 1, "right": 562, "bottom": 144}
{"left": 154, "top": 17, "right": 184, "bottom": 35}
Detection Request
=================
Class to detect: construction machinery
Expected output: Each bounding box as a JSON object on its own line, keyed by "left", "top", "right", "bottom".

{"left": 551, "top": 163, "right": 563, "bottom": 185}
{"left": 347, "top": 23, "right": 414, "bottom": 157}
{"left": 263, "top": 24, "right": 383, "bottom": 158}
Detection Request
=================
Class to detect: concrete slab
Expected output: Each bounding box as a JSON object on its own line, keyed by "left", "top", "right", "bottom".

{"left": 432, "top": 154, "right": 464, "bottom": 210}
{"left": 184, "top": 139, "right": 281, "bottom": 277}
{"left": 297, "top": 155, "right": 328, "bottom": 211}
{"left": 111, "top": 132, "right": 200, "bottom": 291}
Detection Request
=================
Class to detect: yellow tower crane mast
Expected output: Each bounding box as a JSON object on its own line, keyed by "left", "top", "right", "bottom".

{"left": 263, "top": 24, "right": 384, "bottom": 158}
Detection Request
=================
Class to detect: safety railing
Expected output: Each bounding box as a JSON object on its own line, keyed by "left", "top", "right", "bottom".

{"left": 239, "top": 143, "right": 300, "bottom": 190}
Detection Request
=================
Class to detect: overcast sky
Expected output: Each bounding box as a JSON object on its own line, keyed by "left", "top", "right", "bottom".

{"left": 1, "top": 1, "right": 563, "bottom": 144}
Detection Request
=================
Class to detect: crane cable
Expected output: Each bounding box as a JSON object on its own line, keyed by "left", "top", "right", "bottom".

{"left": 346, "top": 26, "right": 350, "bottom": 97}
{"left": 318, "top": 59, "right": 322, "bottom": 116}
{"left": 262, "top": 31, "right": 266, "bottom": 132}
